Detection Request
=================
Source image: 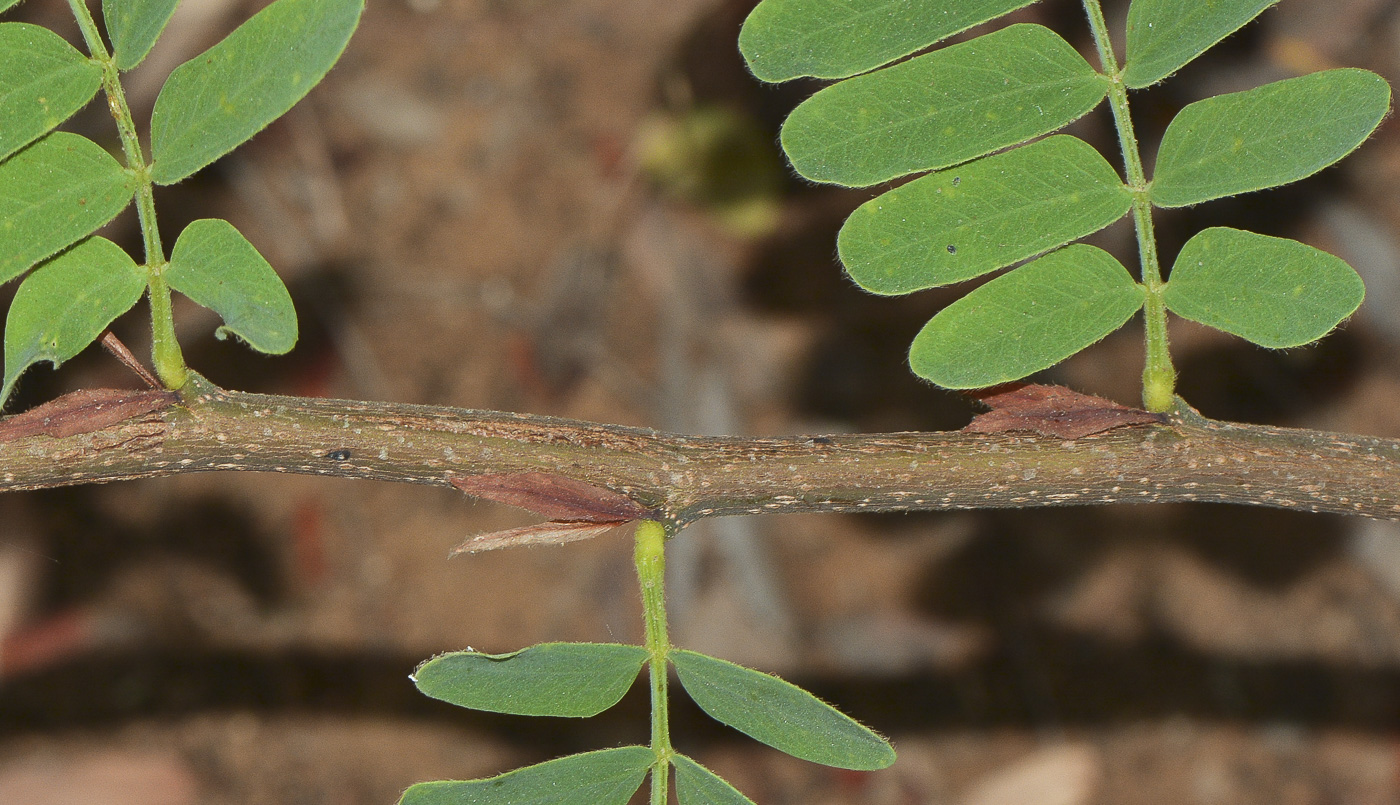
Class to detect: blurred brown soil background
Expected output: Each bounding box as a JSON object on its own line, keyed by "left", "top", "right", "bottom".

{"left": 6, "top": 0, "right": 1400, "bottom": 802}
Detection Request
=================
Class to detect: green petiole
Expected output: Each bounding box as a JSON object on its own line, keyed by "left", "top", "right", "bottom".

{"left": 63, "top": 0, "right": 189, "bottom": 389}
{"left": 634, "top": 519, "right": 674, "bottom": 805}
{"left": 1082, "top": 0, "right": 1176, "bottom": 412}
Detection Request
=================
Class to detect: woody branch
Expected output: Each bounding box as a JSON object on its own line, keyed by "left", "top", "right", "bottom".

{"left": 2, "top": 373, "right": 1399, "bottom": 523}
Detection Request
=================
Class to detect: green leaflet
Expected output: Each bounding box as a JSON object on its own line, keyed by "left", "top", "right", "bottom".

{"left": 2, "top": 237, "right": 146, "bottom": 404}
{"left": 398, "top": 746, "right": 654, "bottom": 805}
{"left": 1151, "top": 69, "right": 1391, "bottom": 207}
{"left": 673, "top": 755, "right": 757, "bottom": 805}
{"left": 0, "top": 132, "right": 136, "bottom": 286}
{"left": 1163, "top": 227, "right": 1364, "bottom": 348}
{"left": 0, "top": 23, "right": 102, "bottom": 163}
{"left": 104, "top": 0, "right": 181, "bottom": 71}
{"left": 909, "top": 245, "right": 1145, "bottom": 388}
{"left": 149, "top": 0, "right": 363, "bottom": 184}
{"left": 739, "top": 0, "right": 1037, "bottom": 82}
{"left": 781, "top": 24, "right": 1109, "bottom": 187}
{"left": 412, "top": 642, "right": 648, "bottom": 718}
{"left": 0, "top": 0, "right": 23, "bottom": 13}
{"left": 839, "top": 135, "right": 1131, "bottom": 294}
{"left": 1123, "top": 0, "right": 1279, "bottom": 88}
{"left": 166, "top": 219, "right": 297, "bottom": 354}
{"left": 670, "top": 649, "right": 895, "bottom": 771}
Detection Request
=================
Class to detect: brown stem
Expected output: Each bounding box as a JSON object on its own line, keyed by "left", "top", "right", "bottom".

{"left": 100, "top": 331, "right": 163, "bottom": 389}
{"left": 2, "top": 373, "right": 1398, "bottom": 523}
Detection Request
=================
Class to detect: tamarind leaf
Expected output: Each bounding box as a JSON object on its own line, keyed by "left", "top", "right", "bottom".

{"left": 149, "top": 0, "right": 363, "bottom": 184}
{"left": 0, "top": 0, "right": 24, "bottom": 13}
{"left": 2, "top": 237, "right": 145, "bottom": 405}
{"left": 0, "top": 132, "right": 136, "bottom": 286}
{"left": 104, "top": 0, "right": 180, "bottom": 71}
{"left": 781, "top": 24, "right": 1108, "bottom": 186}
{"left": 1163, "top": 227, "right": 1364, "bottom": 348}
{"left": 1123, "top": 0, "right": 1279, "bottom": 88}
{"left": 839, "top": 135, "right": 1130, "bottom": 294}
{"left": 166, "top": 219, "right": 297, "bottom": 354}
{"left": 411, "top": 642, "right": 648, "bottom": 717}
{"left": 0, "top": 23, "right": 102, "bottom": 162}
{"left": 670, "top": 649, "right": 895, "bottom": 770}
{"left": 739, "top": 0, "right": 1037, "bottom": 82}
{"left": 673, "top": 755, "right": 757, "bottom": 805}
{"left": 398, "top": 746, "right": 654, "bottom": 805}
{"left": 909, "top": 245, "right": 1145, "bottom": 389}
{"left": 1151, "top": 69, "right": 1390, "bottom": 207}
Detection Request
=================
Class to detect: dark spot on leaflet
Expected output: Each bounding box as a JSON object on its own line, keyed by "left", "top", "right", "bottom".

{"left": 324, "top": 449, "right": 351, "bottom": 461}
{"left": 947, "top": 245, "right": 957, "bottom": 254}
{"left": 952, "top": 176, "right": 960, "bottom": 186}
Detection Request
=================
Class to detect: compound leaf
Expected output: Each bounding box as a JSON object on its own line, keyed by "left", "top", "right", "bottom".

{"left": 782, "top": 24, "right": 1108, "bottom": 187}
{"left": 166, "top": 219, "right": 297, "bottom": 354}
{"left": 909, "top": 244, "right": 1145, "bottom": 388}
{"left": 673, "top": 755, "right": 757, "bottom": 805}
{"left": 670, "top": 649, "right": 895, "bottom": 771}
{"left": 740, "top": 0, "right": 1037, "bottom": 82}
{"left": 104, "top": 0, "right": 180, "bottom": 71}
{"left": 839, "top": 135, "right": 1130, "bottom": 294}
{"left": 2, "top": 237, "right": 145, "bottom": 404}
{"left": 1163, "top": 227, "right": 1364, "bottom": 348}
{"left": 0, "top": 23, "right": 102, "bottom": 163}
{"left": 411, "top": 642, "right": 648, "bottom": 718}
{"left": 0, "top": 132, "right": 136, "bottom": 286}
{"left": 398, "top": 746, "right": 654, "bottom": 805}
{"left": 1123, "top": 0, "right": 1279, "bottom": 88}
{"left": 1151, "top": 69, "right": 1390, "bottom": 207}
{"left": 149, "top": 0, "right": 363, "bottom": 184}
